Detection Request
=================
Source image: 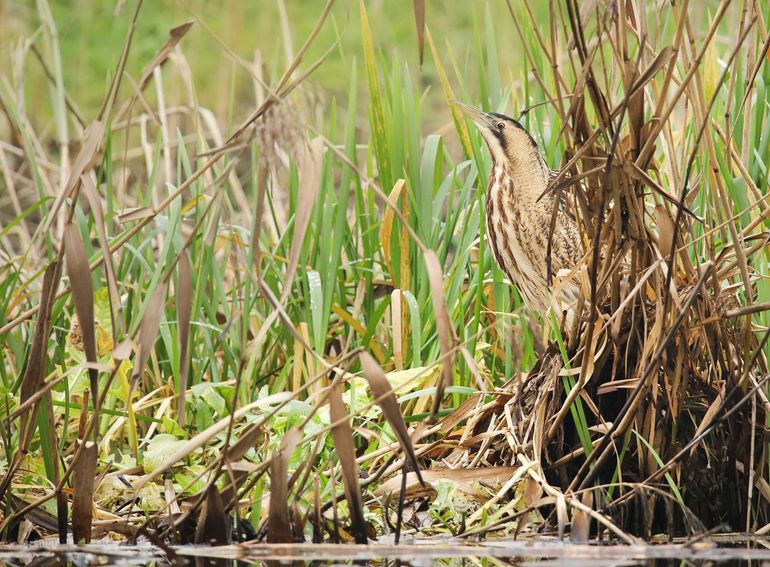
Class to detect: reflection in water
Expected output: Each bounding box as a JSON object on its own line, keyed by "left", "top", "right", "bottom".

{"left": 3, "top": 546, "right": 770, "bottom": 567}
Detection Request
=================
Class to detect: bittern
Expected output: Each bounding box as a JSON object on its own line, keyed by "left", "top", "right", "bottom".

{"left": 451, "top": 100, "right": 583, "bottom": 325}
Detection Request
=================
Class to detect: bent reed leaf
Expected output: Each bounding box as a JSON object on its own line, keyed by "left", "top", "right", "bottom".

{"left": 43, "top": 121, "right": 103, "bottom": 234}
{"left": 132, "top": 282, "right": 167, "bottom": 385}
{"left": 328, "top": 380, "right": 368, "bottom": 544}
{"left": 63, "top": 223, "right": 99, "bottom": 406}
{"left": 359, "top": 352, "right": 424, "bottom": 485}
{"left": 81, "top": 175, "right": 123, "bottom": 337}
{"left": 423, "top": 249, "right": 454, "bottom": 421}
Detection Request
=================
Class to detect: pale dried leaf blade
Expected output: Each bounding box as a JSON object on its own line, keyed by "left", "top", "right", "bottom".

{"left": 571, "top": 490, "right": 594, "bottom": 542}
{"left": 282, "top": 137, "right": 323, "bottom": 302}
{"left": 137, "top": 22, "right": 194, "bottom": 90}
{"left": 81, "top": 175, "right": 122, "bottom": 335}
{"left": 631, "top": 46, "right": 675, "bottom": 96}
{"left": 690, "top": 386, "right": 725, "bottom": 456}
{"left": 177, "top": 251, "right": 192, "bottom": 428}
{"left": 578, "top": 0, "right": 601, "bottom": 21}
{"left": 654, "top": 204, "right": 676, "bottom": 259}
{"left": 624, "top": 61, "right": 643, "bottom": 146}
{"left": 438, "top": 393, "right": 481, "bottom": 435}
{"left": 423, "top": 249, "right": 454, "bottom": 420}
{"left": 329, "top": 382, "right": 367, "bottom": 544}
{"left": 114, "top": 22, "right": 194, "bottom": 122}
{"left": 135, "top": 399, "right": 266, "bottom": 488}
{"left": 133, "top": 282, "right": 167, "bottom": 382}
{"left": 64, "top": 223, "right": 98, "bottom": 396}
{"left": 267, "top": 428, "right": 301, "bottom": 543}
{"left": 44, "top": 121, "right": 105, "bottom": 234}
{"left": 112, "top": 338, "right": 133, "bottom": 361}
{"left": 224, "top": 423, "right": 262, "bottom": 464}
{"left": 117, "top": 207, "right": 155, "bottom": 223}
{"left": 358, "top": 352, "right": 424, "bottom": 484}
{"left": 556, "top": 492, "right": 567, "bottom": 541}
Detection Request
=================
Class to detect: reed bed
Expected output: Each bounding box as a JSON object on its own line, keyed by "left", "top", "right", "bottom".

{"left": 0, "top": 0, "right": 769, "bottom": 545}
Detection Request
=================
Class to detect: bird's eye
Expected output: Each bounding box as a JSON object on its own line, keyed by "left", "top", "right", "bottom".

{"left": 497, "top": 122, "right": 505, "bottom": 130}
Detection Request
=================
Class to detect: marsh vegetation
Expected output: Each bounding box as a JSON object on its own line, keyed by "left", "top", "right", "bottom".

{"left": 0, "top": 0, "right": 769, "bottom": 547}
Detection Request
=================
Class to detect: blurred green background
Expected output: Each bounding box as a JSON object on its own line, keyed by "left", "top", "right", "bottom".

{"left": 0, "top": 0, "right": 551, "bottom": 129}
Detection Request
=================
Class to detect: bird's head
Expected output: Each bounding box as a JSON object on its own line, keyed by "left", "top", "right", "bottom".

{"left": 450, "top": 100, "right": 539, "bottom": 166}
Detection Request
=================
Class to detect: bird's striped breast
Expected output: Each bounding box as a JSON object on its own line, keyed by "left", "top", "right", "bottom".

{"left": 485, "top": 165, "right": 552, "bottom": 313}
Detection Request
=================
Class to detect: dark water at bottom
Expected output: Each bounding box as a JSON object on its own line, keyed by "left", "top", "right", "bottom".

{"left": 3, "top": 540, "right": 770, "bottom": 566}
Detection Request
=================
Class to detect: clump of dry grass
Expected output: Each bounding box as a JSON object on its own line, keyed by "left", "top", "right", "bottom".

{"left": 430, "top": 0, "right": 770, "bottom": 539}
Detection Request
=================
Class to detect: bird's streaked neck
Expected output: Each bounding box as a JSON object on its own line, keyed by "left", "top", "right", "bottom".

{"left": 481, "top": 128, "right": 548, "bottom": 191}
{"left": 489, "top": 148, "right": 549, "bottom": 201}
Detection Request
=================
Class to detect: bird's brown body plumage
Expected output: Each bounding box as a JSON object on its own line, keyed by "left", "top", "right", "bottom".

{"left": 485, "top": 160, "right": 582, "bottom": 316}
{"left": 452, "top": 100, "right": 583, "bottom": 322}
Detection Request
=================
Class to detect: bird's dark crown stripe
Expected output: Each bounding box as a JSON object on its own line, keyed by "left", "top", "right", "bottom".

{"left": 487, "top": 112, "right": 540, "bottom": 152}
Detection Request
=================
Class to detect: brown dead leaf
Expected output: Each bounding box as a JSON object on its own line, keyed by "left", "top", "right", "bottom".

{"left": 20, "top": 263, "right": 60, "bottom": 409}
{"left": 220, "top": 462, "right": 256, "bottom": 514}
{"left": 690, "top": 383, "right": 725, "bottom": 457}
{"left": 413, "top": 0, "right": 425, "bottom": 65}
{"left": 654, "top": 204, "right": 676, "bottom": 259}
{"left": 224, "top": 423, "right": 262, "bottom": 464}
{"left": 64, "top": 223, "right": 98, "bottom": 399}
{"left": 44, "top": 121, "right": 105, "bottom": 234}
{"left": 114, "top": 22, "right": 194, "bottom": 123}
{"left": 194, "top": 484, "right": 230, "bottom": 545}
{"left": 438, "top": 393, "right": 482, "bottom": 435}
{"left": 329, "top": 381, "right": 367, "bottom": 544}
{"left": 267, "top": 428, "right": 301, "bottom": 543}
{"left": 71, "top": 440, "right": 98, "bottom": 544}
{"left": 630, "top": 46, "right": 675, "bottom": 97}
{"left": 571, "top": 490, "right": 593, "bottom": 542}
{"left": 132, "top": 283, "right": 167, "bottom": 384}
{"left": 81, "top": 175, "right": 123, "bottom": 337}
{"left": 359, "top": 352, "right": 424, "bottom": 484}
{"left": 523, "top": 477, "right": 544, "bottom": 507}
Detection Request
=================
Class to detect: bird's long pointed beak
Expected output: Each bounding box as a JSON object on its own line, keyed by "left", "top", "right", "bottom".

{"left": 449, "top": 99, "right": 496, "bottom": 130}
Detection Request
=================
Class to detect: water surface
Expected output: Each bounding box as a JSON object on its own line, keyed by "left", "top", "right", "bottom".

{"left": 5, "top": 538, "right": 770, "bottom": 566}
